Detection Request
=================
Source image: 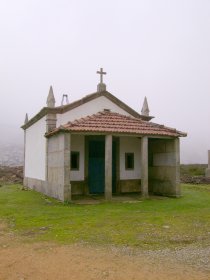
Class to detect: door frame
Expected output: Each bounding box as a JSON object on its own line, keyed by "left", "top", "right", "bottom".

{"left": 85, "top": 135, "right": 119, "bottom": 195}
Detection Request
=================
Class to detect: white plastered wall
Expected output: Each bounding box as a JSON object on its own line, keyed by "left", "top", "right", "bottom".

{"left": 70, "top": 135, "right": 85, "bottom": 181}
{"left": 57, "top": 96, "right": 132, "bottom": 126}
{"left": 25, "top": 116, "right": 46, "bottom": 180}
{"left": 120, "top": 137, "right": 141, "bottom": 180}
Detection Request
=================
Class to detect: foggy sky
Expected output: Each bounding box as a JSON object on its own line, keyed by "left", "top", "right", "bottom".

{"left": 0, "top": 0, "right": 210, "bottom": 163}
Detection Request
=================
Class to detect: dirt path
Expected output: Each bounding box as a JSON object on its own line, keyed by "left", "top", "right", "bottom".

{"left": 0, "top": 224, "right": 209, "bottom": 280}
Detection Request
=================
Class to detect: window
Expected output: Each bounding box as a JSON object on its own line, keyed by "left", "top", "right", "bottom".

{"left": 125, "top": 153, "right": 134, "bottom": 170}
{"left": 71, "top": 151, "right": 80, "bottom": 170}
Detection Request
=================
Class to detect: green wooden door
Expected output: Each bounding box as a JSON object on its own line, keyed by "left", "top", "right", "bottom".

{"left": 88, "top": 141, "right": 105, "bottom": 193}
{"left": 88, "top": 139, "right": 117, "bottom": 194}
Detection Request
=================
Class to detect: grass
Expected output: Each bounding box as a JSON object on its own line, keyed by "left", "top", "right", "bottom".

{"left": 180, "top": 164, "right": 207, "bottom": 176}
{"left": 0, "top": 184, "right": 210, "bottom": 250}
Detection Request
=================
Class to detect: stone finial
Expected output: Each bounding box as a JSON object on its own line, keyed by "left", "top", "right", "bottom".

{"left": 46, "top": 86, "right": 55, "bottom": 108}
{"left": 141, "top": 97, "right": 150, "bottom": 116}
{"left": 24, "top": 113, "right": 29, "bottom": 124}
{"left": 97, "top": 68, "right": 107, "bottom": 92}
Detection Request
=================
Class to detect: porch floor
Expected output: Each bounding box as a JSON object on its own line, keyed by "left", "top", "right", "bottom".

{"left": 71, "top": 192, "right": 166, "bottom": 204}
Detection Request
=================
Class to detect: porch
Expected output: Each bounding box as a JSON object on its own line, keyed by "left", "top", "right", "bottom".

{"left": 47, "top": 133, "right": 181, "bottom": 201}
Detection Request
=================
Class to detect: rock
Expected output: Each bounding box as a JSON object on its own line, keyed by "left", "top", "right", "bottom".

{"left": 0, "top": 166, "right": 23, "bottom": 183}
{"left": 181, "top": 175, "right": 210, "bottom": 184}
{"left": 163, "top": 225, "right": 170, "bottom": 229}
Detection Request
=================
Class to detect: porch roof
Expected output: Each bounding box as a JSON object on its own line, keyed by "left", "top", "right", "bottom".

{"left": 46, "top": 110, "right": 187, "bottom": 138}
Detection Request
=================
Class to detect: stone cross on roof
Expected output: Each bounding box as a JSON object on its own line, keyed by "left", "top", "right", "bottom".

{"left": 96, "top": 68, "right": 107, "bottom": 92}
{"left": 97, "top": 68, "right": 106, "bottom": 83}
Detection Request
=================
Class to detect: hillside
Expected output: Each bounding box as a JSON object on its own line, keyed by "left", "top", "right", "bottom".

{"left": 0, "top": 143, "right": 23, "bottom": 166}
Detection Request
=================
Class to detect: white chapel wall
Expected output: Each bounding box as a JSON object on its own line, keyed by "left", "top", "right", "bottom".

{"left": 25, "top": 116, "right": 46, "bottom": 180}
{"left": 70, "top": 135, "right": 85, "bottom": 181}
{"left": 57, "top": 96, "right": 132, "bottom": 126}
{"left": 119, "top": 137, "right": 141, "bottom": 180}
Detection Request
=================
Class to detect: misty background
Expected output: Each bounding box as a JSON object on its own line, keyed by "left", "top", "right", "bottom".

{"left": 0, "top": 0, "right": 210, "bottom": 164}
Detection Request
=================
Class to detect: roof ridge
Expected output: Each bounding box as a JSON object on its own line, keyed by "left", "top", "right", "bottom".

{"left": 23, "top": 90, "right": 154, "bottom": 130}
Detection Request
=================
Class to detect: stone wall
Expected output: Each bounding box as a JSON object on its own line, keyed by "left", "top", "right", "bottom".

{"left": 119, "top": 179, "right": 141, "bottom": 193}
{"left": 148, "top": 138, "right": 180, "bottom": 197}
{"left": 47, "top": 133, "right": 71, "bottom": 201}
{"left": 24, "top": 177, "right": 48, "bottom": 195}
{"left": 25, "top": 116, "right": 46, "bottom": 180}
{"left": 71, "top": 181, "right": 87, "bottom": 195}
{"left": 70, "top": 179, "right": 141, "bottom": 195}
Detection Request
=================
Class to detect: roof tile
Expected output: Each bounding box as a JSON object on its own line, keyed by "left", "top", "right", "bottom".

{"left": 46, "top": 111, "right": 187, "bottom": 138}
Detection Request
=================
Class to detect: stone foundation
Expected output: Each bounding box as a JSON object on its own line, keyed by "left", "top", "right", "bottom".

{"left": 24, "top": 177, "right": 65, "bottom": 201}
{"left": 119, "top": 179, "right": 141, "bottom": 193}
{"left": 71, "top": 181, "right": 88, "bottom": 195}
{"left": 149, "top": 178, "right": 180, "bottom": 197}
{"left": 70, "top": 180, "right": 141, "bottom": 194}
{"left": 24, "top": 177, "right": 47, "bottom": 194}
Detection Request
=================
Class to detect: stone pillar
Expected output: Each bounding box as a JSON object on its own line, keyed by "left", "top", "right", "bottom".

{"left": 84, "top": 137, "right": 89, "bottom": 195}
{"left": 47, "top": 133, "right": 71, "bottom": 201}
{"left": 46, "top": 86, "right": 56, "bottom": 133}
{"left": 46, "top": 111, "right": 57, "bottom": 182}
{"left": 63, "top": 133, "right": 71, "bottom": 201}
{"left": 46, "top": 113, "right": 57, "bottom": 133}
{"left": 141, "top": 136, "right": 148, "bottom": 197}
{"left": 205, "top": 150, "right": 210, "bottom": 178}
{"left": 105, "top": 135, "right": 112, "bottom": 200}
{"left": 174, "top": 138, "right": 181, "bottom": 196}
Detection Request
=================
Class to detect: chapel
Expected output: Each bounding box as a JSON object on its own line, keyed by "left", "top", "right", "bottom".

{"left": 22, "top": 69, "right": 187, "bottom": 201}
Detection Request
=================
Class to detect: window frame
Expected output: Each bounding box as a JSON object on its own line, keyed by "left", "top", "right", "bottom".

{"left": 125, "top": 152, "right": 134, "bottom": 170}
{"left": 70, "top": 151, "right": 80, "bottom": 171}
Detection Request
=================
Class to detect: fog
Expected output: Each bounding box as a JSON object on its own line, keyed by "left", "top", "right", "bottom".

{"left": 0, "top": 0, "right": 210, "bottom": 163}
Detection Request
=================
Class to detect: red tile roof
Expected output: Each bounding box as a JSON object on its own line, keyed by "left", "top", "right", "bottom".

{"left": 46, "top": 111, "right": 187, "bottom": 138}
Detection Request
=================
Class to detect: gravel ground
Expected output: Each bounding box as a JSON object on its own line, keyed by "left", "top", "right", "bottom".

{"left": 109, "top": 244, "right": 210, "bottom": 273}
{"left": 0, "top": 223, "right": 210, "bottom": 280}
